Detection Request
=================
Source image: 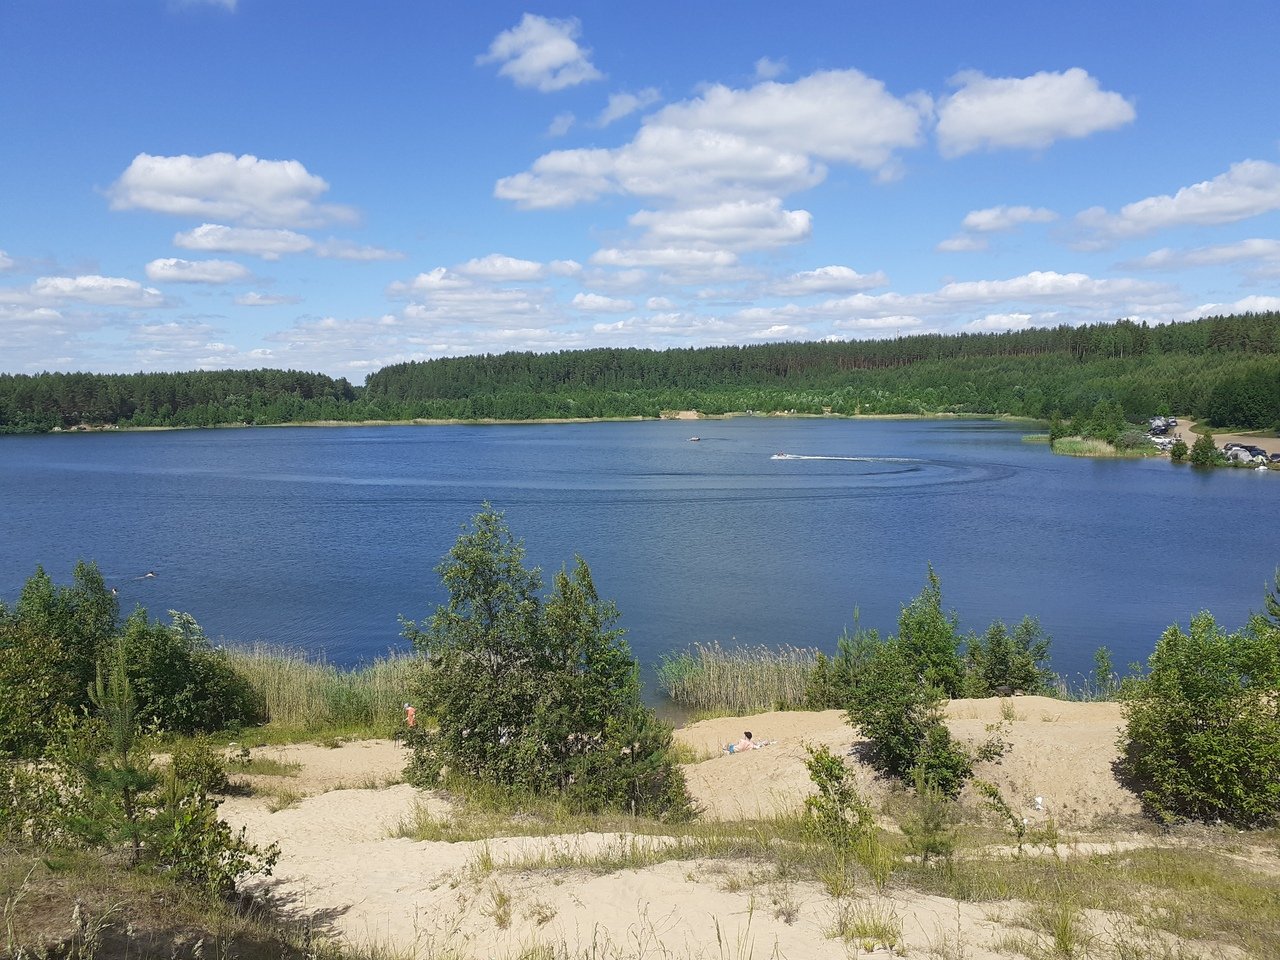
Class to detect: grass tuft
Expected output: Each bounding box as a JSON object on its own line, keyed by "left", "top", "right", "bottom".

{"left": 657, "top": 642, "right": 821, "bottom": 714}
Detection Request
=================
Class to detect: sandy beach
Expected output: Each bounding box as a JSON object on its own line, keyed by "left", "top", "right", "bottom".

{"left": 214, "top": 697, "right": 1212, "bottom": 959}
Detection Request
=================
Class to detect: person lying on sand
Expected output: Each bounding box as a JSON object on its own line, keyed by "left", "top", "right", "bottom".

{"left": 725, "top": 731, "right": 768, "bottom": 754}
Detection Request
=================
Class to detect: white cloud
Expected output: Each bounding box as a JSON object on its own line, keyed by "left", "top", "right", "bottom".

{"left": 0, "top": 250, "right": 12, "bottom": 271}
{"left": 547, "top": 112, "right": 576, "bottom": 137}
{"left": 967, "top": 312, "right": 1034, "bottom": 331}
{"left": 549, "top": 259, "right": 582, "bottom": 276}
{"left": 22, "top": 275, "right": 167, "bottom": 307}
{"left": 174, "top": 223, "right": 314, "bottom": 260}
{"left": 936, "top": 68, "right": 1135, "bottom": 157}
{"left": 235, "top": 291, "right": 302, "bottom": 306}
{"left": 595, "top": 88, "right": 660, "bottom": 126}
{"left": 769, "top": 265, "right": 888, "bottom": 296}
{"left": 457, "top": 254, "right": 546, "bottom": 281}
{"left": 936, "top": 270, "right": 1162, "bottom": 304}
{"left": 477, "top": 14, "right": 602, "bottom": 92}
{"left": 754, "top": 57, "right": 786, "bottom": 80}
{"left": 940, "top": 205, "right": 1057, "bottom": 253}
{"left": 109, "top": 153, "right": 355, "bottom": 228}
{"left": 313, "top": 239, "right": 403, "bottom": 261}
{"left": 145, "top": 258, "right": 250, "bottom": 284}
{"left": 646, "top": 296, "right": 675, "bottom": 309}
{"left": 937, "top": 234, "right": 988, "bottom": 253}
{"left": 1126, "top": 238, "right": 1280, "bottom": 279}
{"left": 1076, "top": 160, "right": 1280, "bottom": 243}
{"left": 572, "top": 292, "right": 634, "bottom": 312}
{"left": 590, "top": 247, "right": 738, "bottom": 269}
{"left": 962, "top": 205, "right": 1057, "bottom": 232}
{"left": 495, "top": 69, "right": 929, "bottom": 208}
{"left": 1188, "top": 294, "right": 1280, "bottom": 318}
{"left": 630, "top": 198, "right": 811, "bottom": 250}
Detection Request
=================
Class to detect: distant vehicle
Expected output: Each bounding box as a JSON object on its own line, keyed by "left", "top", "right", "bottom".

{"left": 688, "top": 436, "right": 700, "bottom": 442}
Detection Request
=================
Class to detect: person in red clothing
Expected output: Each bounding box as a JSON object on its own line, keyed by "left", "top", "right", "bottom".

{"left": 403, "top": 703, "right": 416, "bottom": 728}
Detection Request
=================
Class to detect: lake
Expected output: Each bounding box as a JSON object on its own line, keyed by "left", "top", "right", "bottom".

{"left": 2, "top": 418, "right": 1276, "bottom": 692}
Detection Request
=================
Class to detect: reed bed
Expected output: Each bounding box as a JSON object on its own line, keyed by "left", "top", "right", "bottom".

{"left": 657, "top": 642, "right": 820, "bottom": 714}
{"left": 224, "top": 645, "right": 417, "bottom": 734}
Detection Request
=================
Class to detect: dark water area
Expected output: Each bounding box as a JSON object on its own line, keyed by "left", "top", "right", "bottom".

{"left": 2, "top": 418, "right": 1276, "bottom": 693}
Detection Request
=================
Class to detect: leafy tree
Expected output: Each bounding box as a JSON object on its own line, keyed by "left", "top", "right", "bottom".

{"left": 845, "top": 637, "right": 973, "bottom": 797}
{"left": 1119, "top": 611, "right": 1280, "bottom": 825}
{"left": 896, "top": 566, "right": 964, "bottom": 697}
{"left": 963, "top": 617, "right": 1054, "bottom": 696}
{"left": 1189, "top": 431, "right": 1220, "bottom": 466}
{"left": 403, "top": 506, "right": 691, "bottom": 819}
{"left": 1169, "top": 437, "right": 1189, "bottom": 461}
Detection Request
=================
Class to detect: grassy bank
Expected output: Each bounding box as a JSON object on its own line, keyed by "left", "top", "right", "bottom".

{"left": 224, "top": 646, "right": 417, "bottom": 742}
{"left": 657, "top": 643, "right": 820, "bottom": 715}
{"left": 1051, "top": 436, "right": 1163, "bottom": 458}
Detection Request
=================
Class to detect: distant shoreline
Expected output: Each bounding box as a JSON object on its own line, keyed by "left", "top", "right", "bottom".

{"left": 41, "top": 410, "right": 1045, "bottom": 434}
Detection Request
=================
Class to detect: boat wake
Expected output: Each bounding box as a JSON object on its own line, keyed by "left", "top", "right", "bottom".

{"left": 770, "top": 453, "right": 919, "bottom": 463}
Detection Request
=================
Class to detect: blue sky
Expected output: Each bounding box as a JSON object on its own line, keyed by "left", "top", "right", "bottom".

{"left": 2, "top": 1, "right": 1279, "bottom": 381}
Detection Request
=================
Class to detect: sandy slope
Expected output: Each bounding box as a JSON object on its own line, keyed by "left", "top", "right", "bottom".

{"left": 218, "top": 700, "right": 1199, "bottom": 959}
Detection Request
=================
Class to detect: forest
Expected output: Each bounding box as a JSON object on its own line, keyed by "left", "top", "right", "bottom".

{"left": 2, "top": 312, "right": 1278, "bottom": 433}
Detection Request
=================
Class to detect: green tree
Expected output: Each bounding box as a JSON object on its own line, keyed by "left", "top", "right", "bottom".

{"left": 1169, "top": 437, "right": 1189, "bottom": 462}
{"left": 1119, "top": 611, "right": 1280, "bottom": 825}
{"left": 896, "top": 566, "right": 964, "bottom": 697}
{"left": 1189, "top": 431, "right": 1219, "bottom": 466}
{"left": 964, "top": 617, "right": 1054, "bottom": 696}
{"left": 403, "top": 506, "right": 691, "bottom": 818}
{"left": 845, "top": 637, "right": 973, "bottom": 797}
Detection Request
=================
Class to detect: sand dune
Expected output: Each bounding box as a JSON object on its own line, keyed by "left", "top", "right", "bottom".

{"left": 219, "top": 699, "right": 1201, "bottom": 959}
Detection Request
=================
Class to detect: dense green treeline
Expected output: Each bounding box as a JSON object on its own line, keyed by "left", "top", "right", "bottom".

{"left": 0, "top": 368, "right": 356, "bottom": 433}
{"left": 4, "top": 312, "right": 1279, "bottom": 433}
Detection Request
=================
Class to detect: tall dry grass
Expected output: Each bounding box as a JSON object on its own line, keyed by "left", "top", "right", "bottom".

{"left": 225, "top": 645, "right": 417, "bottom": 735}
{"left": 657, "top": 642, "right": 819, "bottom": 714}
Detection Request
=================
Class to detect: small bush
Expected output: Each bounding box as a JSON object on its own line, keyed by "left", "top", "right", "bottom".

{"left": 1120, "top": 611, "right": 1280, "bottom": 825}
{"left": 170, "top": 736, "right": 231, "bottom": 794}
{"left": 964, "top": 617, "right": 1054, "bottom": 696}
{"left": 1169, "top": 437, "right": 1189, "bottom": 461}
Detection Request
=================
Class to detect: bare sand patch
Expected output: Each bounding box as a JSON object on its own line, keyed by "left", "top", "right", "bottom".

{"left": 218, "top": 703, "right": 1233, "bottom": 959}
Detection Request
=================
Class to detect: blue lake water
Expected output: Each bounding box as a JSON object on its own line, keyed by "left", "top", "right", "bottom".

{"left": 1, "top": 418, "right": 1276, "bottom": 691}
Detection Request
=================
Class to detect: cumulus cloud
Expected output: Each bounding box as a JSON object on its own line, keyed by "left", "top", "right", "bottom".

{"left": 477, "top": 14, "right": 602, "bottom": 92}
{"left": 646, "top": 296, "right": 675, "bottom": 310}
{"left": 235, "top": 291, "right": 302, "bottom": 306}
{"left": 940, "top": 205, "right": 1057, "bottom": 253}
{"left": 174, "top": 223, "right": 313, "bottom": 260}
{"left": 572, "top": 292, "right": 634, "bottom": 312}
{"left": 109, "top": 153, "right": 355, "bottom": 228}
{"left": 456, "top": 254, "right": 546, "bottom": 281}
{"left": 18, "top": 275, "right": 168, "bottom": 307}
{"left": 496, "top": 69, "right": 929, "bottom": 208}
{"left": 936, "top": 68, "right": 1134, "bottom": 157}
{"left": 595, "top": 88, "right": 660, "bottom": 126}
{"left": 630, "top": 198, "right": 811, "bottom": 250}
{"left": 549, "top": 259, "right": 582, "bottom": 276}
{"left": 966, "top": 312, "right": 1035, "bottom": 331}
{"left": 1076, "top": 160, "right": 1280, "bottom": 243}
{"left": 962, "top": 205, "right": 1058, "bottom": 232}
{"left": 1125, "top": 238, "right": 1280, "bottom": 279}
{"left": 769, "top": 265, "right": 888, "bottom": 296}
{"left": 1188, "top": 294, "right": 1280, "bottom": 318}
{"left": 145, "top": 258, "right": 250, "bottom": 284}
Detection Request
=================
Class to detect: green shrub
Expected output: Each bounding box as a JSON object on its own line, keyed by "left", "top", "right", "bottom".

{"left": 803, "top": 743, "right": 873, "bottom": 852}
{"left": 896, "top": 566, "right": 964, "bottom": 697}
{"left": 403, "top": 506, "right": 693, "bottom": 820}
{"left": 1120, "top": 611, "right": 1280, "bottom": 825}
{"left": 964, "top": 617, "right": 1054, "bottom": 695}
{"left": 116, "top": 610, "right": 260, "bottom": 735}
{"left": 170, "top": 736, "right": 231, "bottom": 794}
{"left": 844, "top": 636, "right": 973, "bottom": 797}
{"left": 1169, "top": 437, "right": 1189, "bottom": 461}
